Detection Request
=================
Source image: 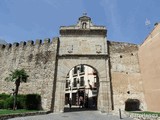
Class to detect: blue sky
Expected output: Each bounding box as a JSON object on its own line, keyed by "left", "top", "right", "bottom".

{"left": 0, "top": 0, "right": 159, "bottom": 44}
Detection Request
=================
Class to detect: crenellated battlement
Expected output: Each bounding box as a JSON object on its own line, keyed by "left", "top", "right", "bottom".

{"left": 0, "top": 36, "right": 59, "bottom": 111}
{"left": 0, "top": 37, "right": 59, "bottom": 52}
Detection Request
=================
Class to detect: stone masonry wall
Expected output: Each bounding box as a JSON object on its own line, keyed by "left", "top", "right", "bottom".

{"left": 0, "top": 37, "right": 59, "bottom": 111}
{"left": 108, "top": 41, "right": 146, "bottom": 113}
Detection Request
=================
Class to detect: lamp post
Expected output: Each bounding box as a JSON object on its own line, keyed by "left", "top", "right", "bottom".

{"left": 69, "top": 80, "right": 72, "bottom": 100}
{"left": 77, "top": 78, "right": 80, "bottom": 106}
{"left": 88, "top": 80, "right": 90, "bottom": 95}
{"left": 68, "top": 80, "right": 72, "bottom": 108}
{"left": 87, "top": 79, "right": 91, "bottom": 108}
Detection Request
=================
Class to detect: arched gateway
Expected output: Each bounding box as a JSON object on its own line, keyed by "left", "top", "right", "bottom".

{"left": 53, "top": 15, "right": 112, "bottom": 113}
{"left": 65, "top": 64, "right": 99, "bottom": 109}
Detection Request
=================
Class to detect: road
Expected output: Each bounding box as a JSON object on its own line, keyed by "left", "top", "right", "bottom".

{"left": 9, "top": 110, "right": 133, "bottom": 120}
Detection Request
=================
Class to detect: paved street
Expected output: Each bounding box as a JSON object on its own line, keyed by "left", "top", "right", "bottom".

{"left": 9, "top": 110, "right": 133, "bottom": 120}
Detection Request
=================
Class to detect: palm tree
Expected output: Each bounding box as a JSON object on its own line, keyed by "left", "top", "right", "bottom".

{"left": 5, "top": 69, "right": 29, "bottom": 110}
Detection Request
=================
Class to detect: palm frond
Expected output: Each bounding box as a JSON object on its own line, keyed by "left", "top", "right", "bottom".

{"left": 5, "top": 69, "right": 29, "bottom": 82}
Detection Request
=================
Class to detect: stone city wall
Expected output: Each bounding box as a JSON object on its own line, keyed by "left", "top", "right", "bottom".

{"left": 108, "top": 41, "right": 146, "bottom": 113}
{"left": 0, "top": 37, "right": 59, "bottom": 111}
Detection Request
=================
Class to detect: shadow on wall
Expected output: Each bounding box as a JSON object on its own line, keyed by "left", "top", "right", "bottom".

{"left": 125, "top": 99, "right": 141, "bottom": 111}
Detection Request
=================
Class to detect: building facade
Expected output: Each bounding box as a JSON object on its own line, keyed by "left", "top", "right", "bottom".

{"left": 138, "top": 23, "right": 160, "bottom": 112}
{"left": 65, "top": 65, "right": 98, "bottom": 108}
{"left": 0, "top": 14, "right": 150, "bottom": 113}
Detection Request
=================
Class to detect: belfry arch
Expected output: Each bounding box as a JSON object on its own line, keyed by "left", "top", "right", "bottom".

{"left": 53, "top": 14, "right": 112, "bottom": 113}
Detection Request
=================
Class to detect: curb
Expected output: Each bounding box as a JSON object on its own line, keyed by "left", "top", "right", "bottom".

{"left": 0, "top": 111, "right": 51, "bottom": 120}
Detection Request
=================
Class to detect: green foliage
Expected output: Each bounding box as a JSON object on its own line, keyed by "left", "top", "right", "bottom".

{"left": 25, "top": 94, "right": 41, "bottom": 110}
{"left": 0, "top": 93, "right": 11, "bottom": 109}
{"left": 5, "top": 69, "right": 29, "bottom": 82}
{"left": 0, "top": 94, "right": 41, "bottom": 110}
{"left": 0, "top": 100, "right": 5, "bottom": 109}
{"left": 17, "top": 94, "right": 26, "bottom": 109}
{"left": 0, "top": 93, "right": 10, "bottom": 100}
{"left": 4, "top": 97, "right": 14, "bottom": 109}
{"left": 5, "top": 69, "right": 29, "bottom": 110}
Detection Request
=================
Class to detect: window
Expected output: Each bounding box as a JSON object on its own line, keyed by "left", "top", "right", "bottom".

{"left": 66, "top": 80, "right": 69, "bottom": 88}
{"left": 80, "top": 77, "right": 84, "bottom": 86}
{"left": 66, "top": 73, "right": 69, "bottom": 78}
{"left": 73, "top": 66, "right": 77, "bottom": 75}
{"left": 73, "top": 78, "right": 77, "bottom": 87}
{"left": 94, "top": 77, "right": 97, "bottom": 87}
{"left": 80, "top": 64, "right": 85, "bottom": 73}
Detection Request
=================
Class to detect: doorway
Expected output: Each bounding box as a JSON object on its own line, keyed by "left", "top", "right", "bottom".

{"left": 64, "top": 64, "right": 99, "bottom": 111}
{"left": 125, "top": 99, "right": 140, "bottom": 111}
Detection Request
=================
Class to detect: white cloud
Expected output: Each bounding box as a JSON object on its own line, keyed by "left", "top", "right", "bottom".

{"left": 100, "top": 0, "right": 122, "bottom": 39}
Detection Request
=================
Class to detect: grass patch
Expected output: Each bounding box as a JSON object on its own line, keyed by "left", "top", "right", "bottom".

{"left": 128, "top": 111, "right": 160, "bottom": 116}
{"left": 0, "top": 109, "right": 39, "bottom": 115}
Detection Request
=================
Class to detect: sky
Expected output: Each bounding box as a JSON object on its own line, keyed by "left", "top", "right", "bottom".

{"left": 0, "top": 0, "right": 160, "bottom": 44}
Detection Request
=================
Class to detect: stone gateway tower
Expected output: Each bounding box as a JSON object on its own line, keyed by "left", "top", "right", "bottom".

{"left": 54, "top": 15, "right": 112, "bottom": 112}
{"left": 0, "top": 15, "right": 146, "bottom": 113}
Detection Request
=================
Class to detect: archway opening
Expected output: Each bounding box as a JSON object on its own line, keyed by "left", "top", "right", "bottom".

{"left": 64, "top": 64, "right": 99, "bottom": 111}
{"left": 125, "top": 99, "right": 140, "bottom": 111}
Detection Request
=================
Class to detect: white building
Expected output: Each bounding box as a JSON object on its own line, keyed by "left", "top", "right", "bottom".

{"left": 65, "top": 64, "right": 98, "bottom": 108}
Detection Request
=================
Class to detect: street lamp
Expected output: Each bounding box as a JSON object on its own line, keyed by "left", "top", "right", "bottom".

{"left": 77, "top": 78, "right": 80, "bottom": 106}
{"left": 68, "top": 80, "right": 72, "bottom": 100}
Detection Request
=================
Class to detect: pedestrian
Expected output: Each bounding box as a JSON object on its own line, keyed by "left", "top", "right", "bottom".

{"left": 69, "top": 98, "right": 72, "bottom": 109}
{"left": 79, "top": 96, "right": 84, "bottom": 108}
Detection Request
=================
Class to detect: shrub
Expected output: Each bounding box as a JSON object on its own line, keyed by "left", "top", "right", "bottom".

{"left": 4, "top": 97, "right": 14, "bottom": 109}
{"left": 0, "top": 93, "right": 41, "bottom": 110}
{"left": 25, "top": 94, "right": 41, "bottom": 110}
{"left": 0, "top": 93, "right": 10, "bottom": 100}
{"left": 3, "top": 96, "right": 23, "bottom": 109}
{"left": 17, "top": 94, "right": 26, "bottom": 109}
{"left": 0, "top": 100, "right": 5, "bottom": 109}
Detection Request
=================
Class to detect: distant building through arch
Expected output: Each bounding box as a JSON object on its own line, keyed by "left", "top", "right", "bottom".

{"left": 65, "top": 64, "right": 99, "bottom": 109}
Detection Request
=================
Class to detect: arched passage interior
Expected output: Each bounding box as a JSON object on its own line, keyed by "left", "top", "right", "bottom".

{"left": 64, "top": 64, "right": 99, "bottom": 110}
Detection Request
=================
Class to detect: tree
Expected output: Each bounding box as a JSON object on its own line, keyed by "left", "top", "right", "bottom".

{"left": 5, "top": 69, "right": 29, "bottom": 110}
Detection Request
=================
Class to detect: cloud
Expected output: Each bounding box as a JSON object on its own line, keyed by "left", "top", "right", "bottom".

{"left": 100, "top": 0, "right": 142, "bottom": 43}
{"left": 100, "top": 0, "right": 122, "bottom": 39}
